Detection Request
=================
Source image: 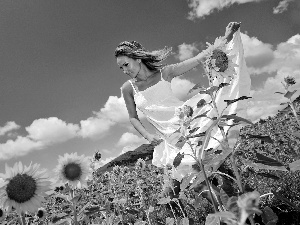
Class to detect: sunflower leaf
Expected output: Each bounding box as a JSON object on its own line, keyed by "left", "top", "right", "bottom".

{"left": 187, "top": 131, "right": 206, "bottom": 139}
{"left": 199, "top": 86, "right": 219, "bottom": 95}
{"left": 173, "top": 152, "right": 185, "bottom": 168}
{"left": 257, "top": 172, "right": 280, "bottom": 180}
{"left": 52, "top": 194, "right": 70, "bottom": 203}
{"left": 272, "top": 191, "right": 300, "bottom": 211}
{"left": 224, "top": 96, "right": 252, "bottom": 106}
{"left": 261, "top": 206, "right": 278, "bottom": 225}
{"left": 284, "top": 90, "right": 297, "bottom": 99}
{"left": 188, "top": 83, "right": 205, "bottom": 94}
{"left": 192, "top": 110, "right": 210, "bottom": 121}
{"left": 274, "top": 91, "right": 285, "bottom": 95}
{"left": 289, "top": 159, "right": 300, "bottom": 172}
{"left": 197, "top": 99, "right": 206, "bottom": 108}
{"left": 217, "top": 82, "right": 230, "bottom": 91}
{"left": 255, "top": 153, "right": 284, "bottom": 167}
{"left": 70, "top": 194, "right": 82, "bottom": 204}
{"left": 280, "top": 102, "right": 289, "bottom": 105}
{"left": 221, "top": 114, "right": 253, "bottom": 125}
{"left": 51, "top": 213, "right": 69, "bottom": 223}
{"left": 157, "top": 196, "right": 171, "bottom": 205}
{"left": 84, "top": 207, "right": 106, "bottom": 216}
{"left": 247, "top": 134, "right": 273, "bottom": 143}
{"left": 175, "top": 136, "right": 186, "bottom": 149}
{"left": 292, "top": 132, "right": 300, "bottom": 139}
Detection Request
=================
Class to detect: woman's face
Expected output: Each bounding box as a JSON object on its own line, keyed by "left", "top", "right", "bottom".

{"left": 116, "top": 56, "right": 140, "bottom": 79}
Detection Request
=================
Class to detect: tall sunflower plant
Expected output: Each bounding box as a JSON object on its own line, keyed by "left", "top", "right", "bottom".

{"left": 162, "top": 37, "right": 283, "bottom": 225}
{"left": 51, "top": 152, "right": 104, "bottom": 224}
{"left": 0, "top": 162, "right": 52, "bottom": 225}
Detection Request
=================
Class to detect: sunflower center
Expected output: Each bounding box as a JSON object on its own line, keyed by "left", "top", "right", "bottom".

{"left": 6, "top": 173, "right": 37, "bottom": 203}
{"left": 211, "top": 49, "right": 228, "bottom": 72}
{"left": 63, "top": 163, "right": 82, "bottom": 181}
{"left": 37, "top": 209, "right": 44, "bottom": 218}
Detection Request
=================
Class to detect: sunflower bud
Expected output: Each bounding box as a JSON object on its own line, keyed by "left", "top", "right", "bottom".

{"left": 284, "top": 76, "right": 296, "bottom": 86}
{"left": 94, "top": 151, "right": 102, "bottom": 161}
{"left": 183, "top": 105, "right": 193, "bottom": 117}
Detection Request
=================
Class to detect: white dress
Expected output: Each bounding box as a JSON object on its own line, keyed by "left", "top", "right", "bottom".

{"left": 128, "top": 31, "right": 251, "bottom": 181}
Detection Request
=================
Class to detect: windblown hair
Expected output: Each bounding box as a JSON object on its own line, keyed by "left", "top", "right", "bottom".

{"left": 114, "top": 40, "right": 172, "bottom": 71}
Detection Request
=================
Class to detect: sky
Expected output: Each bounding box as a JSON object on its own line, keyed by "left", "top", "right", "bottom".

{"left": 0, "top": 0, "right": 300, "bottom": 174}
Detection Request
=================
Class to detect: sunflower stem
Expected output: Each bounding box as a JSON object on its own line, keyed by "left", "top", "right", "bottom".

{"left": 199, "top": 159, "right": 219, "bottom": 212}
{"left": 19, "top": 212, "right": 26, "bottom": 225}
{"left": 289, "top": 100, "right": 300, "bottom": 128}
{"left": 211, "top": 92, "right": 244, "bottom": 193}
{"left": 70, "top": 189, "right": 78, "bottom": 225}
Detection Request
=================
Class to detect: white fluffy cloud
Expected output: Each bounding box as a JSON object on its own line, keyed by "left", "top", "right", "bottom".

{"left": 120, "top": 145, "right": 140, "bottom": 155}
{"left": 93, "top": 156, "right": 116, "bottom": 169}
{"left": 273, "top": 0, "right": 294, "bottom": 14}
{"left": 0, "top": 136, "right": 44, "bottom": 160}
{"left": 78, "top": 115, "right": 115, "bottom": 140}
{"left": 0, "top": 94, "right": 129, "bottom": 160}
{"left": 26, "top": 117, "right": 79, "bottom": 144}
{"left": 240, "top": 33, "right": 274, "bottom": 71}
{"left": 0, "top": 121, "right": 20, "bottom": 136}
{"left": 243, "top": 33, "right": 300, "bottom": 121}
{"left": 117, "top": 132, "right": 147, "bottom": 147}
{"left": 100, "top": 96, "right": 128, "bottom": 123}
{"left": 172, "top": 78, "right": 199, "bottom": 101}
{"left": 176, "top": 43, "right": 199, "bottom": 61}
{"left": 187, "top": 0, "right": 264, "bottom": 19}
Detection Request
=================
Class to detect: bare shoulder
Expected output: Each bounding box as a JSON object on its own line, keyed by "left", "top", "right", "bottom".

{"left": 121, "top": 80, "right": 134, "bottom": 97}
{"left": 161, "top": 65, "right": 173, "bottom": 82}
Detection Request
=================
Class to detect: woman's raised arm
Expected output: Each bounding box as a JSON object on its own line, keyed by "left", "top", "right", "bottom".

{"left": 163, "top": 22, "right": 241, "bottom": 81}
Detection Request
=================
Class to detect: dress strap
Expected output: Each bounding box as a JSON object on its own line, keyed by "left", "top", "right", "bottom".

{"left": 128, "top": 79, "right": 138, "bottom": 95}
{"left": 160, "top": 68, "right": 164, "bottom": 81}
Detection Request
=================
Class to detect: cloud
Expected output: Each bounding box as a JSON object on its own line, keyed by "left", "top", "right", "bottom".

{"left": 79, "top": 95, "right": 144, "bottom": 140}
{"left": 0, "top": 121, "right": 20, "bottom": 136}
{"left": 120, "top": 145, "right": 141, "bottom": 155}
{"left": 26, "top": 117, "right": 79, "bottom": 144}
{"left": 187, "top": 0, "right": 264, "bottom": 19}
{"left": 273, "top": 0, "right": 294, "bottom": 14}
{"left": 240, "top": 33, "right": 274, "bottom": 71}
{"left": 171, "top": 78, "right": 198, "bottom": 100}
{"left": 78, "top": 115, "right": 115, "bottom": 140}
{"left": 0, "top": 94, "right": 129, "bottom": 160}
{"left": 0, "top": 136, "right": 44, "bottom": 160}
{"left": 94, "top": 156, "right": 115, "bottom": 169}
{"left": 176, "top": 43, "right": 199, "bottom": 61}
{"left": 100, "top": 96, "right": 128, "bottom": 123}
{"left": 243, "top": 33, "right": 300, "bottom": 121}
{"left": 116, "top": 132, "right": 147, "bottom": 155}
{"left": 116, "top": 132, "right": 147, "bottom": 147}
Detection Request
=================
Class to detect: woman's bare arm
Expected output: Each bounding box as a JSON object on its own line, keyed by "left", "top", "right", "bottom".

{"left": 163, "top": 22, "right": 241, "bottom": 81}
{"left": 122, "top": 81, "right": 150, "bottom": 138}
{"left": 121, "top": 81, "right": 162, "bottom": 145}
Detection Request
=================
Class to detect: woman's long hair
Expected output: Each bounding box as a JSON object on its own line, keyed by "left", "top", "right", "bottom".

{"left": 114, "top": 41, "right": 172, "bottom": 71}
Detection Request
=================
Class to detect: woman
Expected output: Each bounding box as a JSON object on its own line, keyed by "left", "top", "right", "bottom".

{"left": 116, "top": 21, "right": 240, "bottom": 167}
{"left": 115, "top": 22, "right": 248, "bottom": 217}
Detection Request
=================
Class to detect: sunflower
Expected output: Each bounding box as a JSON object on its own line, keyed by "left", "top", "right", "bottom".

{"left": 36, "top": 207, "right": 47, "bottom": 220}
{"left": 53, "top": 152, "right": 92, "bottom": 189}
{"left": 135, "top": 158, "right": 146, "bottom": 170}
{"left": 0, "top": 208, "right": 5, "bottom": 222}
{"left": 0, "top": 162, "right": 51, "bottom": 214}
{"left": 237, "top": 191, "right": 262, "bottom": 224}
{"left": 203, "top": 37, "right": 237, "bottom": 83}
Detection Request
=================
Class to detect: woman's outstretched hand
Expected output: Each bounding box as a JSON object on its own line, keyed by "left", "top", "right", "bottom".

{"left": 224, "top": 22, "right": 241, "bottom": 42}
{"left": 226, "top": 22, "right": 241, "bottom": 35}
{"left": 146, "top": 133, "right": 163, "bottom": 146}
